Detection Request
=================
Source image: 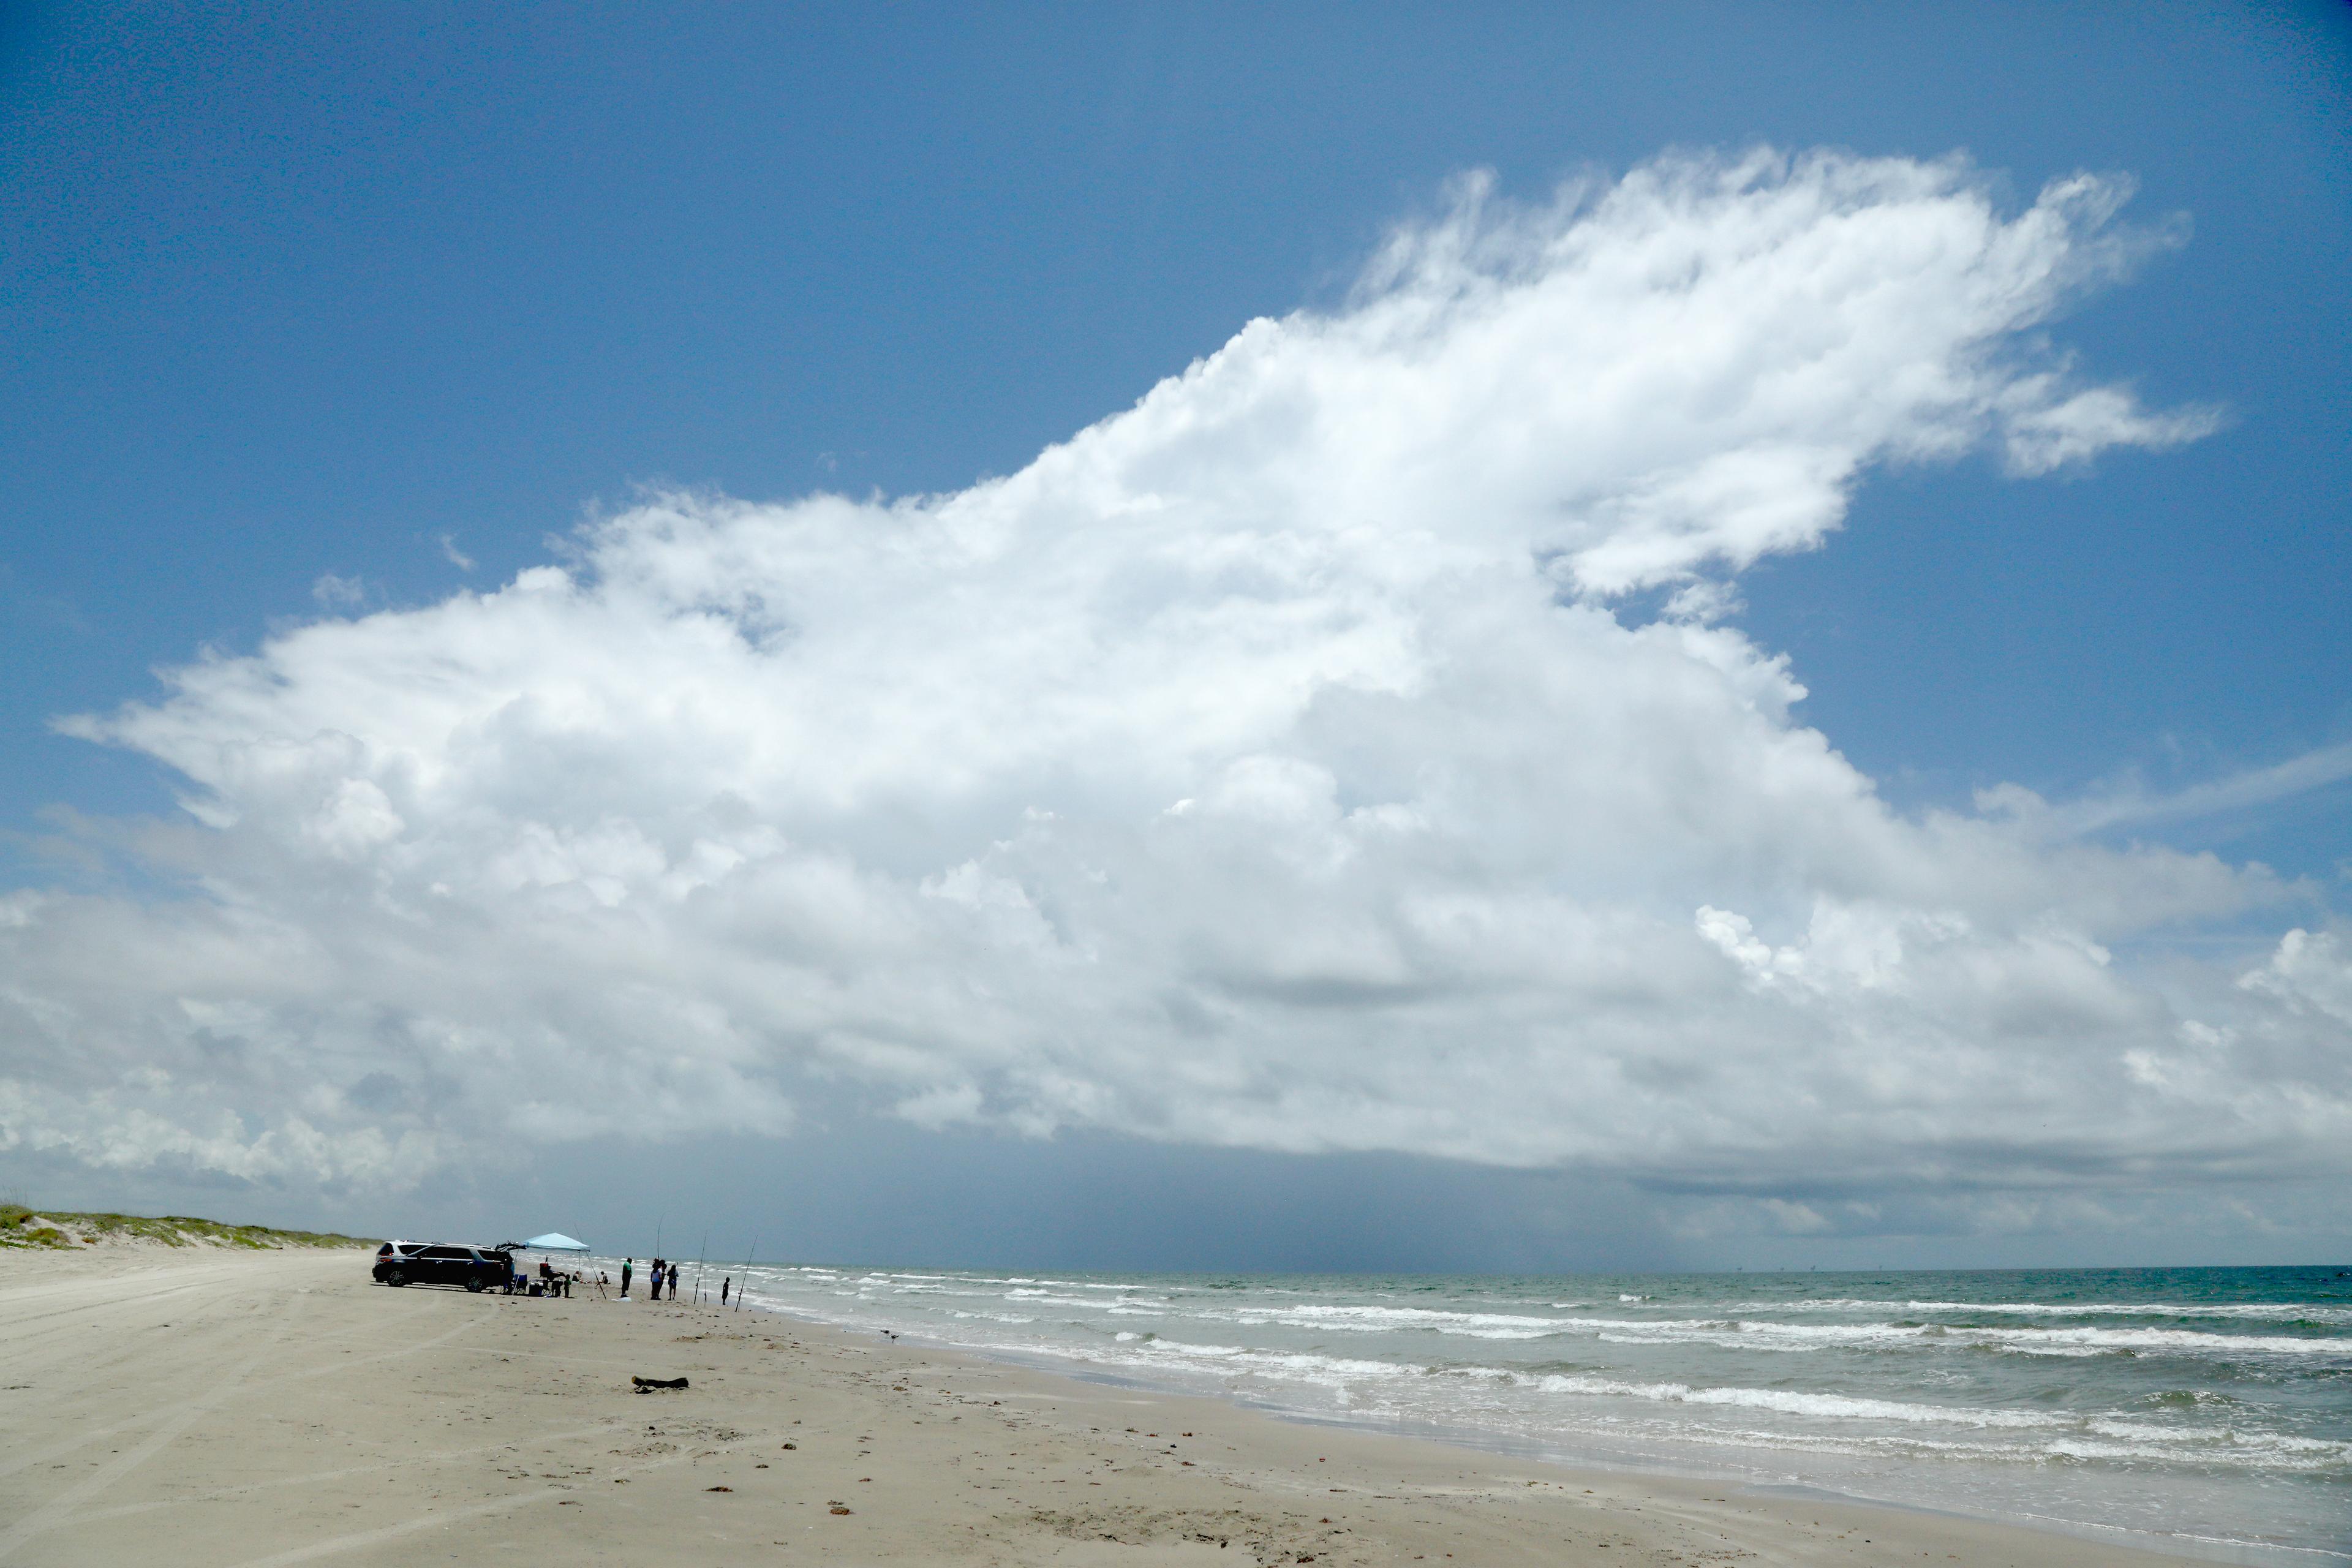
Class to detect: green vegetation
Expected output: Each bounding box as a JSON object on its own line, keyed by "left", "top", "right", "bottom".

{"left": 0, "top": 1201, "right": 374, "bottom": 1251}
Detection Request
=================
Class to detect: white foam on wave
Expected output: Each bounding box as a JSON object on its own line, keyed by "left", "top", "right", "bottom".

{"left": 924, "top": 1272, "right": 1155, "bottom": 1292}
{"left": 1967, "top": 1324, "right": 2345, "bottom": 1357}
{"left": 1026, "top": 1333, "right": 1433, "bottom": 1393}
{"left": 999, "top": 1289, "right": 1136, "bottom": 1313}
{"left": 1531, "top": 1373, "right": 2064, "bottom": 1427}
{"left": 1532, "top": 1314, "right": 2347, "bottom": 1359}
{"left": 1517, "top": 1376, "right": 2352, "bottom": 1468}
{"left": 2035, "top": 1434, "right": 2352, "bottom": 1471}
{"left": 2084, "top": 1420, "right": 2352, "bottom": 1460}
{"left": 1197, "top": 1302, "right": 1574, "bottom": 1340}
{"left": 1783, "top": 1297, "right": 2352, "bottom": 1325}
{"left": 1262, "top": 1303, "right": 1566, "bottom": 1329}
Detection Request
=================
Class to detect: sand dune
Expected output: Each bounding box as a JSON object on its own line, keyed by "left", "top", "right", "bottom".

{"left": 0, "top": 1247, "right": 2193, "bottom": 1566}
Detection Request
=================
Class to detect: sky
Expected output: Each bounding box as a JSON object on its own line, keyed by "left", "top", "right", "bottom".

{"left": 1, "top": 2, "right": 2348, "bottom": 1272}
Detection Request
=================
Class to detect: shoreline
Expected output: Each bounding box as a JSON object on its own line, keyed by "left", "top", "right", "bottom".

{"left": 0, "top": 1244, "right": 2253, "bottom": 1567}
{"left": 736, "top": 1295, "right": 2332, "bottom": 1568}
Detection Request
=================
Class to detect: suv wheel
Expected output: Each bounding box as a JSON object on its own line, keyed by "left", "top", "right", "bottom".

{"left": 464, "top": 1276, "right": 485, "bottom": 1293}
{"left": 385, "top": 1267, "right": 407, "bottom": 1286}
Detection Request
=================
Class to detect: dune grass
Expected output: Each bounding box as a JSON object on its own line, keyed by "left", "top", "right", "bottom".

{"left": 0, "top": 1201, "right": 373, "bottom": 1251}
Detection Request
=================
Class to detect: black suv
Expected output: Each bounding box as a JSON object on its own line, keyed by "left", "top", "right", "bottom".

{"left": 372, "top": 1240, "right": 513, "bottom": 1292}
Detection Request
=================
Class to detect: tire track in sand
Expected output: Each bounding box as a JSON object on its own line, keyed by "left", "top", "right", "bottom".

{"left": 219, "top": 1424, "right": 793, "bottom": 1567}
{"left": 0, "top": 1289, "right": 309, "bottom": 1562}
{"left": 0, "top": 1294, "right": 490, "bottom": 1487}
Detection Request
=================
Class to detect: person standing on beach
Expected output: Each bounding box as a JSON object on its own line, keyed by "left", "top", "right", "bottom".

{"left": 620, "top": 1258, "right": 633, "bottom": 1298}
{"left": 721, "top": 1275, "right": 729, "bottom": 1305}
{"left": 666, "top": 1262, "right": 679, "bottom": 1300}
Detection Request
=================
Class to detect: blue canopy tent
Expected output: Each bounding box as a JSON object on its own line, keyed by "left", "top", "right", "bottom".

{"left": 512, "top": 1232, "right": 592, "bottom": 1297}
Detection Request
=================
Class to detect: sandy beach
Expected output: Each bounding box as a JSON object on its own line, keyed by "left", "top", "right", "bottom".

{"left": 0, "top": 1246, "right": 2205, "bottom": 1567}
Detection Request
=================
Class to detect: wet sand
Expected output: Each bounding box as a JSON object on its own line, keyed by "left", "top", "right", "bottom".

{"left": 0, "top": 1246, "right": 2198, "bottom": 1566}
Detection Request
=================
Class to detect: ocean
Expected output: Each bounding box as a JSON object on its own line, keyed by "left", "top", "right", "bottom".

{"left": 680, "top": 1261, "right": 2351, "bottom": 1562}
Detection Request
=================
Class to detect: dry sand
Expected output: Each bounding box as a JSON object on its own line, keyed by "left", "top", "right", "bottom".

{"left": 0, "top": 1246, "right": 2198, "bottom": 1567}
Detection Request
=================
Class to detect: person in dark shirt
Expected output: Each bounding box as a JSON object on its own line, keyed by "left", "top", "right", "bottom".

{"left": 620, "top": 1258, "right": 633, "bottom": 1298}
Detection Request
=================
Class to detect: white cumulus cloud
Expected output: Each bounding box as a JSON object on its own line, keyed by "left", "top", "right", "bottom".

{"left": 3, "top": 149, "right": 2342, "bottom": 1232}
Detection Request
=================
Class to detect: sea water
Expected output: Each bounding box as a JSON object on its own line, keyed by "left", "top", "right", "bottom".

{"left": 696, "top": 1262, "right": 2349, "bottom": 1561}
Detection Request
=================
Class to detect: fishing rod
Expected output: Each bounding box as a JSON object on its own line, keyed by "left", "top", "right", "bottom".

{"left": 736, "top": 1235, "right": 758, "bottom": 1312}
{"left": 693, "top": 1227, "right": 709, "bottom": 1304}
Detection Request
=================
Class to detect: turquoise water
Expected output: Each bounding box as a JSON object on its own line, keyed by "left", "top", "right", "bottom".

{"left": 704, "top": 1262, "right": 2350, "bottom": 1561}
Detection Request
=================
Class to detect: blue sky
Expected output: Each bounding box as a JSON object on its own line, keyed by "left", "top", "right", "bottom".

{"left": 7, "top": 2, "right": 2346, "bottom": 856}
{"left": 2, "top": 4, "right": 2348, "bottom": 1267}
